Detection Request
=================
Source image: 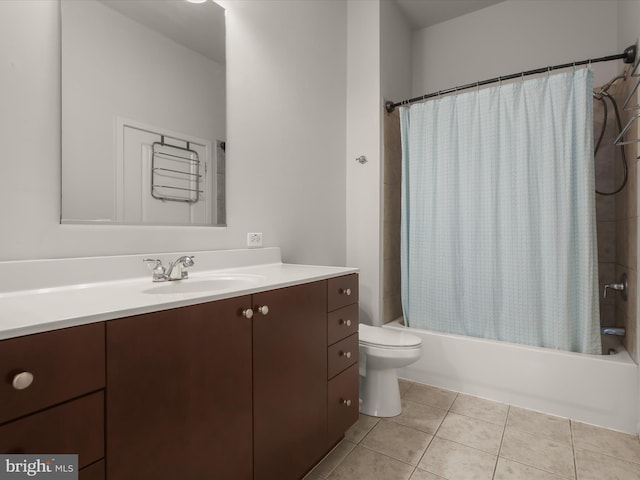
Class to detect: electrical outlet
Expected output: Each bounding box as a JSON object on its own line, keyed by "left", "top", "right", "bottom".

{"left": 247, "top": 232, "right": 263, "bottom": 247}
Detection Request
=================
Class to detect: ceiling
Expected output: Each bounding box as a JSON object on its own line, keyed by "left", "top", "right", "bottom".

{"left": 97, "top": 0, "right": 506, "bottom": 61}
{"left": 395, "top": 0, "right": 507, "bottom": 29}
{"left": 99, "top": 0, "right": 225, "bottom": 64}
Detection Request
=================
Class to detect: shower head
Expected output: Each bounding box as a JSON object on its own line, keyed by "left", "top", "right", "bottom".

{"left": 594, "top": 73, "right": 628, "bottom": 99}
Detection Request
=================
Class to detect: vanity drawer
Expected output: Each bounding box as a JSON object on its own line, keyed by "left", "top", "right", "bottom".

{"left": 327, "top": 274, "right": 359, "bottom": 311}
{"left": 0, "top": 391, "right": 104, "bottom": 469}
{"left": 328, "top": 304, "right": 359, "bottom": 345}
{"left": 327, "top": 333, "right": 358, "bottom": 380}
{"left": 327, "top": 364, "right": 359, "bottom": 445}
{"left": 0, "top": 322, "right": 105, "bottom": 424}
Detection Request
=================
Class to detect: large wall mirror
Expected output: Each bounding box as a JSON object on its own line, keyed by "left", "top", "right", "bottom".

{"left": 61, "top": 0, "right": 226, "bottom": 226}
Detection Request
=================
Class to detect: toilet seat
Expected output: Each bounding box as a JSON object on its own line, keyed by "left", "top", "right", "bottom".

{"left": 359, "top": 324, "right": 422, "bottom": 349}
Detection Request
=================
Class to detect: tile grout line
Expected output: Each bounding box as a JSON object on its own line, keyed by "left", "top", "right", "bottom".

{"left": 570, "top": 420, "right": 578, "bottom": 480}
{"left": 412, "top": 427, "right": 436, "bottom": 475}
{"left": 499, "top": 428, "right": 578, "bottom": 480}
{"left": 410, "top": 391, "right": 458, "bottom": 477}
{"left": 335, "top": 410, "right": 441, "bottom": 478}
{"left": 314, "top": 416, "right": 374, "bottom": 480}
{"left": 401, "top": 381, "right": 424, "bottom": 479}
{"left": 356, "top": 442, "right": 424, "bottom": 474}
{"left": 491, "top": 404, "right": 510, "bottom": 479}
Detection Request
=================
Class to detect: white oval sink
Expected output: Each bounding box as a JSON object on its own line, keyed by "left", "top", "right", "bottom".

{"left": 142, "top": 274, "right": 263, "bottom": 295}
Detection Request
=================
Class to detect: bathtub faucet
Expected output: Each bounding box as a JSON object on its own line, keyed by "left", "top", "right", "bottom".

{"left": 603, "top": 273, "right": 628, "bottom": 301}
{"left": 143, "top": 256, "right": 195, "bottom": 282}
{"left": 601, "top": 327, "right": 626, "bottom": 336}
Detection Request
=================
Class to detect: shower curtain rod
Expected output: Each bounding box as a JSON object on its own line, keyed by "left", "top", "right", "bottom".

{"left": 385, "top": 44, "right": 638, "bottom": 113}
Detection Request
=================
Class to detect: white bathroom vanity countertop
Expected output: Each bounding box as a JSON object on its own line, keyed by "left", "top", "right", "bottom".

{"left": 0, "top": 248, "right": 358, "bottom": 340}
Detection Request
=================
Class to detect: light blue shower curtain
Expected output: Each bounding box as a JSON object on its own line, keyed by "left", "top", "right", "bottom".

{"left": 400, "top": 69, "right": 601, "bottom": 354}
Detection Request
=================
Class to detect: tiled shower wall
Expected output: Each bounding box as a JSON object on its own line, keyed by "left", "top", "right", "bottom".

{"left": 614, "top": 79, "right": 638, "bottom": 362}
{"left": 382, "top": 109, "right": 402, "bottom": 324}
{"left": 596, "top": 79, "right": 639, "bottom": 362}
{"left": 383, "top": 85, "right": 639, "bottom": 360}
{"left": 595, "top": 94, "right": 619, "bottom": 331}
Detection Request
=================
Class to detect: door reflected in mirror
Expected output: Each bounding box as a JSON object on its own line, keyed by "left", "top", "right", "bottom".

{"left": 61, "top": 0, "right": 226, "bottom": 226}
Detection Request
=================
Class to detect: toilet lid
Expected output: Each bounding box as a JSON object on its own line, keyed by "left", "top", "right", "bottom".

{"left": 359, "top": 324, "right": 422, "bottom": 348}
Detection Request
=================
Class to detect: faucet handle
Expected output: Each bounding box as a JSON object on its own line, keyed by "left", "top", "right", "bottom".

{"left": 179, "top": 256, "right": 195, "bottom": 279}
{"left": 143, "top": 258, "right": 167, "bottom": 281}
{"left": 603, "top": 273, "right": 628, "bottom": 300}
{"left": 603, "top": 284, "right": 618, "bottom": 298}
{"left": 143, "top": 258, "right": 163, "bottom": 270}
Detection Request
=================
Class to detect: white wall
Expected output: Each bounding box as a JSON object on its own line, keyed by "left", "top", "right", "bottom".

{"left": 412, "top": 0, "right": 620, "bottom": 97}
{"left": 618, "top": 0, "right": 640, "bottom": 52}
{"left": 380, "top": 0, "right": 412, "bottom": 104}
{"left": 346, "top": 0, "right": 381, "bottom": 325}
{"left": 344, "top": 0, "right": 411, "bottom": 327}
{"left": 379, "top": 0, "right": 412, "bottom": 325}
{"left": 0, "top": 0, "right": 347, "bottom": 266}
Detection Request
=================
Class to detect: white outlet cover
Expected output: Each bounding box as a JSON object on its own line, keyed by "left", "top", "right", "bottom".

{"left": 247, "top": 233, "right": 263, "bottom": 247}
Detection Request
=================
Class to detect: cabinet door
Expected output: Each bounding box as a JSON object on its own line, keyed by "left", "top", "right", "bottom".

{"left": 106, "top": 297, "right": 252, "bottom": 480}
{"left": 253, "top": 281, "right": 327, "bottom": 480}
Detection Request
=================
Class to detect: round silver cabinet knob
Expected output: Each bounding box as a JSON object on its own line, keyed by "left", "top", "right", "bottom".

{"left": 340, "top": 319, "right": 352, "bottom": 327}
{"left": 242, "top": 308, "right": 254, "bottom": 319}
{"left": 340, "top": 351, "right": 352, "bottom": 359}
{"left": 257, "top": 305, "right": 269, "bottom": 316}
{"left": 342, "top": 399, "right": 352, "bottom": 407}
{"left": 339, "top": 288, "right": 352, "bottom": 296}
{"left": 12, "top": 371, "right": 34, "bottom": 391}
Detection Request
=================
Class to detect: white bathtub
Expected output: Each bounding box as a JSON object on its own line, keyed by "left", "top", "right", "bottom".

{"left": 385, "top": 319, "right": 639, "bottom": 434}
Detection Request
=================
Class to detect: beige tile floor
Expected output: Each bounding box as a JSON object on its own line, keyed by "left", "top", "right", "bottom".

{"left": 305, "top": 380, "right": 640, "bottom": 480}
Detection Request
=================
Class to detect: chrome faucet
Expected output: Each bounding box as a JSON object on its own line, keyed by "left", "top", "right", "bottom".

{"left": 143, "top": 256, "right": 195, "bottom": 282}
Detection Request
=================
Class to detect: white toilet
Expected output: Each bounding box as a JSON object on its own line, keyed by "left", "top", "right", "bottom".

{"left": 358, "top": 324, "right": 422, "bottom": 417}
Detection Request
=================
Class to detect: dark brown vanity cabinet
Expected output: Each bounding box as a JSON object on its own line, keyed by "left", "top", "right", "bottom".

{"left": 253, "top": 281, "right": 328, "bottom": 480}
{"left": 0, "top": 275, "right": 359, "bottom": 480}
{"left": 326, "top": 274, "right": 360, "bottom": 447}
{"left": 105, "top": 296, "right": 253, "bottom": 480}
{"left": 0, "top": 322, "right": 106, "bottom": 479}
